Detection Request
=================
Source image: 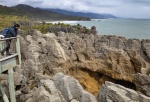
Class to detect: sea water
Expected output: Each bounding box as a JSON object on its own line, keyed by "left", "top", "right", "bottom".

{"left": 56, "top": 19, "right": 150, "bottom": 39}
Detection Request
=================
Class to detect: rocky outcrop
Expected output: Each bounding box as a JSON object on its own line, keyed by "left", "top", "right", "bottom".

{"left": 132, "top": 73, "right": 150, "bottom": 97}
{"left": 97, "top": 81, "right": 150, "bottom": 102}
{"left": 19, "top": 31, "right": 150, "bottom": 95}
{"left": 6, "top": 30, "right": 149, "bottom": 101}
{"left": 25, "top": 79, "right": 66, "bottom": 102}
{"left": 52, "top": 73, "right": 97, "bottom": 102}
{"left": 20, "top": 73, "right": 96, "bottom": 102}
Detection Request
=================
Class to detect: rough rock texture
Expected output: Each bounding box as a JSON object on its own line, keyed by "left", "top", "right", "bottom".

{"left": 19, "top": 31, "right": 150, "bottom": 96}
{"left": 132, "top": 73, "right": 150, "bottom": 97}
{"left": 20, "top": 73, "right": 96, "bottom": 102}
{"left": 56, "top": 33, "right": 150, "bottom": 82}
{"left": 97, "top": 81, "right": 150, "bottom": 102}
{"left": 1, "top": 30, "right": 149, "bottom": 101}
{"left": 21, "top": 31, "right": 150, "bottom": 78}
{"left": 52, "top": 73, "right": 97, "bottom": 102}
{"left": 25, "top": 79, "right": 66, "bottom": 102}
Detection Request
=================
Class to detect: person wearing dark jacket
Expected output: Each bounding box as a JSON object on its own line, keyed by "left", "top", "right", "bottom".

{"left": 1, "top": 24, "right": 20, "bottom": 56}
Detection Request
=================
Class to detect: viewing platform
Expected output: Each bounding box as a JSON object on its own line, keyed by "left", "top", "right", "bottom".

{"left": 0, "top": 37, "right": 21, "bottom": 102}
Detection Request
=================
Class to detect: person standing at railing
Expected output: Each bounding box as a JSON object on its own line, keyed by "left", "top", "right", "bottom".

{"left": 0, "top": 24, "right": 20, "bottom": 56}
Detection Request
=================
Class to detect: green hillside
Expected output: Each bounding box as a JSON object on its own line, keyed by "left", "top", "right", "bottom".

{"left": 0, "top": 14, "right": 32, "bottom": 31}
{"left": 0, "top": 14, "right": 90, "bottom": 36}
{"left": 0, "top": 4, "right": 91, "bottom": 36}
{"left": 0, "top": 4, "right": 90, "bottom": 21}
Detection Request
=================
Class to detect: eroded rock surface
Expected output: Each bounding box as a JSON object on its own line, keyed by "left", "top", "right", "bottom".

{"left": 21, "top": 73, "right": 96, "bottom": 102}
{"left": 2, "top": 30, "right": 149, "bottom": 102}
{"left": 97, "top": 81, "right": 150, "bottom": 102}
{"left": 19, "top": 31, "right": 150, "bottom": 96}
{"left": 52, "top": 73, "right": 97, "bottom": 102}
{"left": 132, "top": 73, "right": 150, "bottom": 97}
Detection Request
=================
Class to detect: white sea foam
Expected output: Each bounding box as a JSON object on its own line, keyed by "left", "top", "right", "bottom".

{"left": 46, "top": 21, "right": 79, "bottom": 24}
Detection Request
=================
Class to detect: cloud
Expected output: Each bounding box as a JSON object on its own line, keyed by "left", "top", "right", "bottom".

{"left": 0, "top": 0, "right": 150, "bottom": 18}
{"left": 124, "top": 0, "right": 150, "bottom": 6}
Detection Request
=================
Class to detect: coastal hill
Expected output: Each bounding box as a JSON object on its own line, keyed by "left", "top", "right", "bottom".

{"left": 0, "top": 4, "right": 90, "bottom": 21}
{"left": 44, "top": 8, "right": 117, "bottom": 19}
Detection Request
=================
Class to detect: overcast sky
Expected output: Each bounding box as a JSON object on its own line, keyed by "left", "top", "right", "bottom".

{"left": 0, "top": 0, "right": 150, "bottom": 19}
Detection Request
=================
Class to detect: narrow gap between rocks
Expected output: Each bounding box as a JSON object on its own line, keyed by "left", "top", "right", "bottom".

{"left": 68, "top": 67, "right": 136, "bottom": 96}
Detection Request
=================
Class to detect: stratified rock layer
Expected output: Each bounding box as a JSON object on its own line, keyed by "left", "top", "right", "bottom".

{"left": 132, "top": 73, "right": 150, "bottom": 97}
{"left": 97, "top": 81, "right": 150, "bottom": 102}
{"left": 20, "top": 31, "right": 150, "bottom": 96}
{"left": 24, "top": 73, "right": 96, "bottom": 102}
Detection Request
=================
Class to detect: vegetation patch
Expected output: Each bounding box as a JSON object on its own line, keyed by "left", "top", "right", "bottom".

{"left": 0, "top": 14, "right": 32, "bottom": 31}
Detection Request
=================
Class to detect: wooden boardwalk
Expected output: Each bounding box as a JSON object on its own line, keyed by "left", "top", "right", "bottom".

{"left": 0, "top": 37, "right": 21, "bottom": 102}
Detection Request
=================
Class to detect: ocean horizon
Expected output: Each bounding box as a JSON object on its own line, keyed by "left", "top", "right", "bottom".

{"left": 46, "top": 19, "right": 150, "bottom": 40}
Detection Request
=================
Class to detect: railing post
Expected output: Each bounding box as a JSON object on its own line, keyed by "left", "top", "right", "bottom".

{"left": 8, "top": 68, "right": 16, "bottom": 102}
{"left": 16, "top": 37, "right": 21, "bottom": 65}
{"left": 0, "top": 62, "right": 2, "bottom": 73}
{"left": 0, "top": 84, "right": 9, "bottom": 102}
{"left": 0, "top": 37, "right": 4, "bottom": 56}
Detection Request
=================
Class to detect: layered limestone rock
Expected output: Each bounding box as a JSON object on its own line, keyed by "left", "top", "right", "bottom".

{"left": 21, "top": 73, "right": 96, "bottom": 102}
{"left": 97, "top": 81, "right": 150, "bottom": 102}
{"left": 20, "top": 31, "right": 150, "bottom": 96}
{"left": 132, "top": 73, "right": 150, "bottom": 97}
{"left": 25, "top": 79, "right": 66, "bottom": 102}
{"left": 1, "top": 26, "right": 150, "bottom": 102}
{"left": 52, "top": 73, "right": 97, "bottom": 102}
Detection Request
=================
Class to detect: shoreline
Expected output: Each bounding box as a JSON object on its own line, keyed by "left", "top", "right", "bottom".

{"left": 36, "top": 19, "right": 150, "bottom": 40}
